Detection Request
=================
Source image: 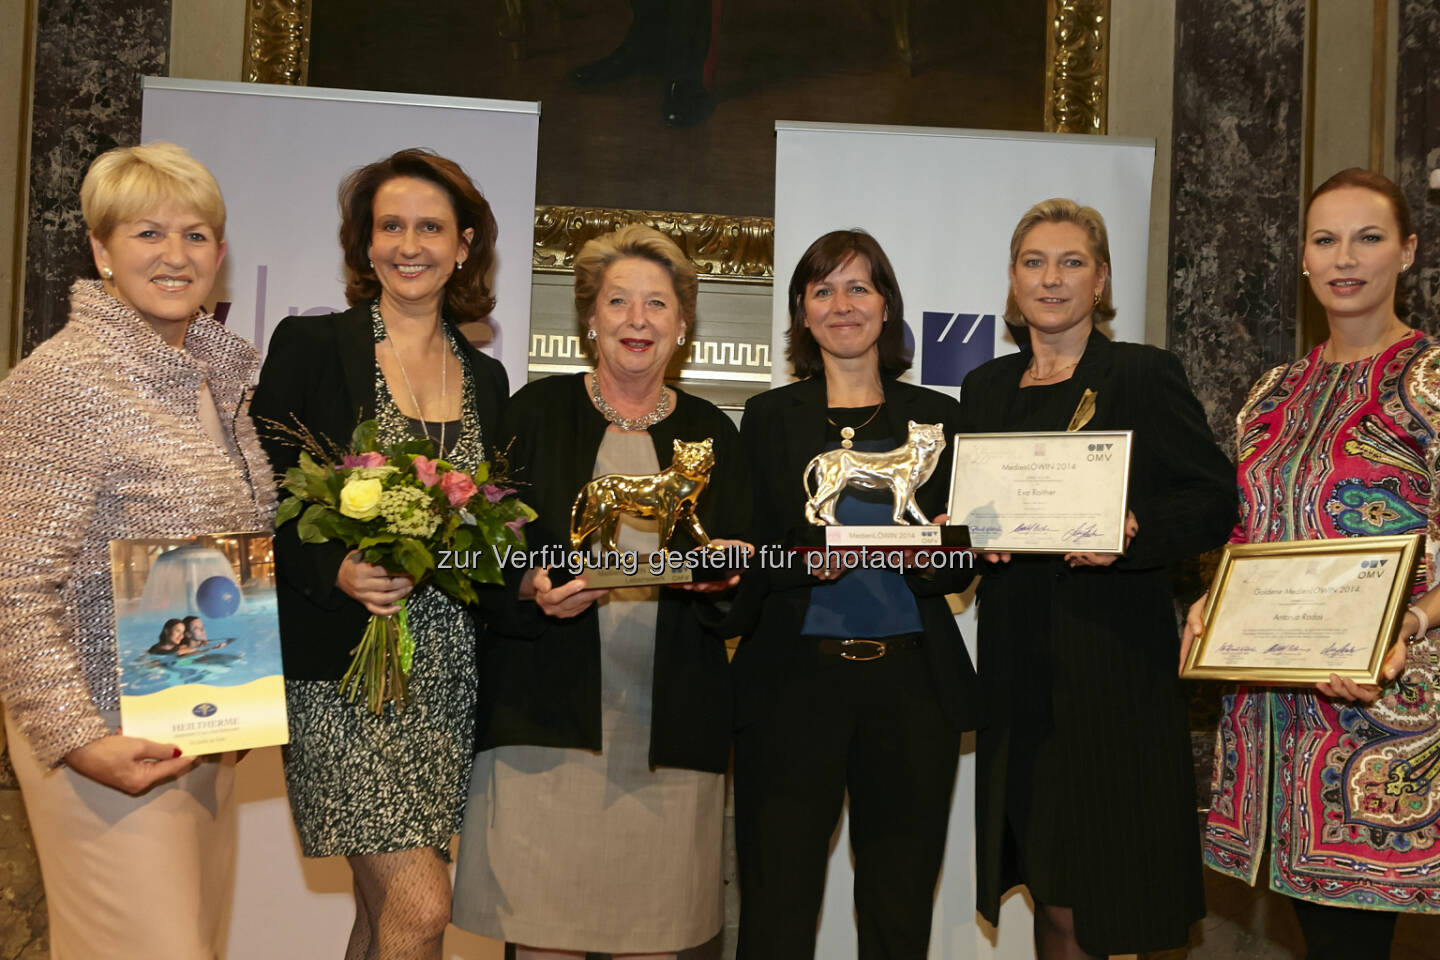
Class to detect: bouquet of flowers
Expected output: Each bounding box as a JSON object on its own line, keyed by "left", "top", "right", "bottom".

{"left": 273, "top": 419, "right": 534, "bottom": 714}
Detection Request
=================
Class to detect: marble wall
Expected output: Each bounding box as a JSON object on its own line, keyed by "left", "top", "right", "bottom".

{"left": 1396, "top": 1, "right": 1438, "bottom": 332}
{"left": 1167, "top": 0, "right": 1307, "bottom": 447}
{"left": 20, "top": 0, "right": 171, "bottom": 356}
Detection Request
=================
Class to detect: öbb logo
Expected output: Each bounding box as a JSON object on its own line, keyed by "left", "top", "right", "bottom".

{"left": 1357, "top": 558, "right": 1390, "bottom": 580}
{"left": 1087, "top": 442, "right": 1114, "bottom": 462}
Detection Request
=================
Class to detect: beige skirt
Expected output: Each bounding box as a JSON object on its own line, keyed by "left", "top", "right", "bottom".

{"left": 5, "top": 709, "right": 236, "bottom": 960}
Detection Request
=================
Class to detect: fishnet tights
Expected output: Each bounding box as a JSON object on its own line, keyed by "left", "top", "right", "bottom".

{"left": 345, "top": 847, "right": 452, "bottom": 960}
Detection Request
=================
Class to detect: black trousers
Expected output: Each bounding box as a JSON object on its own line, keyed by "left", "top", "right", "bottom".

{"left": 733, "top": 644, "right": 962, "bottom": 960}
{"left": 1289, "top": 897, "right": 1399, "bottom": 960}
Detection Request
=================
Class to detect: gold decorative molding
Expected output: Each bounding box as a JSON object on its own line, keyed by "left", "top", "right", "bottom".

{"left": 1044, "top": 0, "right": 1110, "bottom": 134}
{"left": 243, "top": 0, "right": 311, "bottom": 85}
{"left": 534, "top": 206, "right": 774, "bottom": 282}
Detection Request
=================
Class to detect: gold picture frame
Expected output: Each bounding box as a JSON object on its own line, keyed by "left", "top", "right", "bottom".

{"left": 241, "top": 0, "right": 1109, "bottom": 279}
{"left": 1181, "top": 535, "right": 1424, "bottom": 686}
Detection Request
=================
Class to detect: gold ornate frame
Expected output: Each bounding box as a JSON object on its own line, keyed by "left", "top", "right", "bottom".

{"left": 243, "top": 0, "right": 1109, "bottom": 278}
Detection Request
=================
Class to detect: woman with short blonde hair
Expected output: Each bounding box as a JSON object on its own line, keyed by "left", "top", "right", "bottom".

{"left": 0, "top": 141, "right": 275, "bottom": 959}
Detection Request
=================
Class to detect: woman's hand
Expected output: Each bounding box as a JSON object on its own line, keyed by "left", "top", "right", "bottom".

{"left": 64, "top": 734, "right": 196, "bottom": 795}
{"left": 671, "top": 539, "right": 754, "bottom": 593}
{"left": 528, "top": 566, "right": 606, "bottom": 619}
{"left": 336, "top": 551, "right": 413, "bottom": 616}
{"left": 1317, "top": 613, "right": 1414, "bottom": 703}
{"left": 1179, "top": 592, "right": 1208, "bottom": 675}
{"left": 1064, "top": 510, "right": 1138, "bottom": 568}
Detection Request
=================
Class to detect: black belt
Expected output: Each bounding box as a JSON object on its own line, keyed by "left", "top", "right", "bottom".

{"left": 814, "top": 632, "right": 923, "bottom": 661}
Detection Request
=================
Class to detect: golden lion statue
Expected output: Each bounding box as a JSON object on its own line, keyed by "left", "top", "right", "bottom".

{"left": 570, "top": 437, "right": 717, "bottom": 552}
{"left": 803, "top": 420, "right": 947, "bottom": 525}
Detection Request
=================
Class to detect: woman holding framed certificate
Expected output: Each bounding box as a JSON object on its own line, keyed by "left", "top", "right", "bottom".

{"left": 957, "top": 199, "right": 1236, "bottom": 958}
{"left": 1183, "top": 168, "right": 1440, "bottom": 956}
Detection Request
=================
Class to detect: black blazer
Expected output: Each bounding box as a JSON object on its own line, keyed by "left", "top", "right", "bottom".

{"left": 475, "top": 374, "right": 750, "bottom": 774}
{"left": 727, "top": 374, "right": 981, "bottom": 733}
{"left": 250, "top": 304, "right": 510, "bottom": 680}
{"left": 957, "top": 329, "right": 1236, "bottom": 952}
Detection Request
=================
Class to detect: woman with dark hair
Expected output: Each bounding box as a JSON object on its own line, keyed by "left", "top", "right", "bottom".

{"left": 961, "top": 198, "right": 1235, "bottom": 959}
{"left": 148, "top": 619, "right": 187, "bottom": 655}
{"left": 1184, "top": 168, "right": 1440, "bottom": 958}
{"left": 729, "top": 229, "right": 978, "bottom": 958}
{"left": 251, "top": 147, "right": 509, "bottom": 960}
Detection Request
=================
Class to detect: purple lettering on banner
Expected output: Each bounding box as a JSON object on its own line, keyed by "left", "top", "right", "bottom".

{"left": 921, "top": 311, "right": 995, "bottom": 388}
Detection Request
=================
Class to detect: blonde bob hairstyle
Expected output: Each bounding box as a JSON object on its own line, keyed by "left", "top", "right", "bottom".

{"left": 572, "top": 224, "right": 699, "bottom": 338}
{"left": 1003, "top": 197, "right": 1115, "bottom": 328}
{"left": 80, "top": 142, "right": 226, "bottom": 244}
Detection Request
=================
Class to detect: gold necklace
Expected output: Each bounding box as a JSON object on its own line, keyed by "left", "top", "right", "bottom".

{"left": 827, "top": 402, "right": 883, "bottom": 449}
{"left": 1025, "top": 358, "right": 1080, "bottom": 382}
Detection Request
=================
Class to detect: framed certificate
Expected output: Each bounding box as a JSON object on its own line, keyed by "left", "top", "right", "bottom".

{"left": 946, "top": 430, "right": 1132, "bottom": 553}
{"left": 1181, "top": 535, "right": 1425, "bottom": 685}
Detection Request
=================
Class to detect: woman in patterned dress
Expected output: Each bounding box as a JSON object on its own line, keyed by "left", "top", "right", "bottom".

{"left": 1183, "top": 168, "right": 1439, "bottom": 958}
{"left": 251, "top": 148, "right": 510, "bottom": 960}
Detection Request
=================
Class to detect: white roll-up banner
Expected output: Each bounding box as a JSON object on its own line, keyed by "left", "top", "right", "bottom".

{"left": 774, "top": 121, "right": 1156, "bottom": 391}
{"left": 141, "top": 77, "right": 539, "bottom": 388}
{"left": 141, "top": 78, "right": 538, "bottom": 960}
{"left": 776, "top": 121, "right": 1156, "bottom": 960}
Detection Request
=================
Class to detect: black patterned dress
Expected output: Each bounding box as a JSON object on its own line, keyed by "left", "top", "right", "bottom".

{"left": 281, "top": 305, "right": 485, "bottom": 857}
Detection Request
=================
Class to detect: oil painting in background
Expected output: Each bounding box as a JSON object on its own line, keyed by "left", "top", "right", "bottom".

{"left": 111, "top": 532, "right": 288, "bottom": 754}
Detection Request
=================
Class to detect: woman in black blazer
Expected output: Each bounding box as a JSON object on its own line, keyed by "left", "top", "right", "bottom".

{"left": 251, "top": 148, "right": 510, "bottom": 960}
{"left": 731, "top": 230, "right": 979, "bottom": 959}
{"left": 958, "top": 199, "right": 1236, "bottom": 958}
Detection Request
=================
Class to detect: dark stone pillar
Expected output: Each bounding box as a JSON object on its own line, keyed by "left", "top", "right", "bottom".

{"left": 1396, "top": 1, "right": 1439, "bottom": 331}
{"left": 1167, "top": 0, "right": 1306, "bottom": 447}
{"left": 20, "top": 0, "right": 171, "bottom": 356}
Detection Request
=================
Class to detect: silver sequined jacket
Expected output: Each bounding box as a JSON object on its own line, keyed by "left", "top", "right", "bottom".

{"left": 0, "top": 280, "right": 276, "bottom": 767}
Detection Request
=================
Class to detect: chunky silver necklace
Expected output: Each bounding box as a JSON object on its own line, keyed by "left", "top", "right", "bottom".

{"left": 375, "top": 301, "right": 448, "bottom": 453}
{"left": 589, "top": 373, "right": 669, "bottom": 431}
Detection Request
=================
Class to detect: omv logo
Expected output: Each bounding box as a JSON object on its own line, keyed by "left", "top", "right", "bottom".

{"left": 921, "top": 312, "right": 996, "bottom": 387}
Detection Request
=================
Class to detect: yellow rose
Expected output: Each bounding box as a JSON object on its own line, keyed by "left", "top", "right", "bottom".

{"left": 338, "top": 477, "right": 384, "bottom": 520}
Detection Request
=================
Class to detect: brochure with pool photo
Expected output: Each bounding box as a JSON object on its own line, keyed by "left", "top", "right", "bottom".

{"left": 111, "top": 532, "right": 288, "bottom": 754}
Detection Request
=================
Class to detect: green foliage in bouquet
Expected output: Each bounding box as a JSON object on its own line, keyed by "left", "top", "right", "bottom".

{"left": 272, "top": 419, "right": 535, "bottom": 713}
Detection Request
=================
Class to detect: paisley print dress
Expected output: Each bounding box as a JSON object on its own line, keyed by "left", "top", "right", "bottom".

{"left": 1205, "top": 330, "right": 1440, "bottom": 912}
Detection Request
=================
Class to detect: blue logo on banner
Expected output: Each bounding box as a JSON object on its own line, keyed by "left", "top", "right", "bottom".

{"left": 921, "top": 312, "right": 996, "bottom": 387}
{"left": 192, "top": 703, "right": 217, "bottom": 717}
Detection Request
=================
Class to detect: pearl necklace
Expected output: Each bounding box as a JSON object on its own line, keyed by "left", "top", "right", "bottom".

{"left": 375, "top": 301, "right": 449, "bottom": 453}
{"left": 589, "top": 373, "right": 669, "bottom": 431}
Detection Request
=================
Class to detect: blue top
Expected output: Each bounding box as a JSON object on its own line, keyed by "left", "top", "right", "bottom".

{"left": 799, "top": 433, "right": 924, "bottom": 637}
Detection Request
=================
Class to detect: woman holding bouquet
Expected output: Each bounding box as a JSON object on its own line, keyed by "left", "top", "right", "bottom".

{"left": 1184, "top": 169, "right": 1440, "bottom": 957}
{"left": 0, "top": 143, "right": 275, "bottom": 958}
{"left": 451, "top": 224, "right": 749, "bottom": 959}
{"left": 251, "top": 148, "right": 509, "bottom": 960}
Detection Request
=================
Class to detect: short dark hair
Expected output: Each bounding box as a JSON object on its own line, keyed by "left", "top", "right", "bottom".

{"left": 338, "top": 148, "right": 498, "bottom": 321}
{"left": 1308, "top": 167, "right": 1413, "bottom": 239}
{"left": 785, "top": 230, "right": 910, "bottom": 378}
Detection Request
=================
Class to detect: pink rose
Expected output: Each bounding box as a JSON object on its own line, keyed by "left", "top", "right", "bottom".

{"left": 412, "top": 455, "right": 440, "bottom": 488}
{"left": 342, "top": 451, "right": 386, "bottom": 468}
{"left": 482, "top": 483, "right": 517, "bottom": 504}
{"left": 438, "top": 470, "right": 479, "bottom": 507}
